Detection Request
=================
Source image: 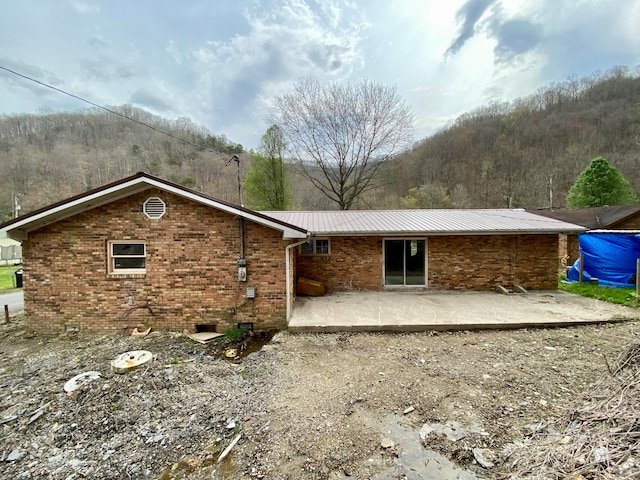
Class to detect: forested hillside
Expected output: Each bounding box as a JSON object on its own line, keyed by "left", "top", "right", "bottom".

{"left": 1, "top": 66, "right": 639, "bottom": 219}
{"left": 0, "top": 106, "right": 244, "bottom": 220}
{"left": 370, "top": 66, "right": 640, "bottom": 210}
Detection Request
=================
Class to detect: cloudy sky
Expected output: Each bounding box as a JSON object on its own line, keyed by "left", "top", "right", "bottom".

{"left": 1, "top": 0, "right": 639, "bottom": 149}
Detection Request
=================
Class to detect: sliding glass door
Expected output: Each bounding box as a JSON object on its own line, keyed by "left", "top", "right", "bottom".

{"left": 384, "top": 239, "right": 426, "bottom": 287}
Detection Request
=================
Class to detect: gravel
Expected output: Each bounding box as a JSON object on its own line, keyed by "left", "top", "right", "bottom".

{"left": 1, "top": 312, "right": 639, "bottom": 479}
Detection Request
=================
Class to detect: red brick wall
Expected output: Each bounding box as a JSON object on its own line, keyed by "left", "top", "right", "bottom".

{"left": 296, "top": 234, "right": 559, "bottom": 292}
{"left": 296, "top": 237, "right": 382, "bottom": 292}
{"left": 511, "top": 235, "right": 560, "bottom": 289}
{"left": 567, "top": 234, "right": 580, "bottom": 265}
{"left": 429, "top": 235, "right": 558, "bottom": 290}
{"left": 22, "top": 190, "right": 293, "bottom": 334}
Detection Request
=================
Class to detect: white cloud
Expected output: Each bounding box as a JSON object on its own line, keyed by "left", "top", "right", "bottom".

{"left": 180, "top": 0, "right": 369, "bottom": 145}
{"left": 1, "top": 0, "right": 639, "bottom": 149}
{"left": 70, "top": 0, "right": 100, "bottom": 14}
{"left": 165, "top": 41, "right": 183, "bottom": 65}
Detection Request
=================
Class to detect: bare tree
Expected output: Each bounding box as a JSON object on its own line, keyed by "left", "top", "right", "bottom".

{"left": 270, "top": 78, "right": 414, "bottom": 210}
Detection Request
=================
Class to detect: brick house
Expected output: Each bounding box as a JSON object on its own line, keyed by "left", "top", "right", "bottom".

{"left": 532, "top": 204, "right": 640, "bottom": 265}
{"left": 264, "top": 210, "right": 585, "bottom": 293}
{"left": 1, "top": 173, "right": 584, "bottom": 334}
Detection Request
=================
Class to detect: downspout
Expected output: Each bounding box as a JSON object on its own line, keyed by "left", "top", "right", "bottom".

{"left": 285, "top": 237, "right": 310, "bottom": 321}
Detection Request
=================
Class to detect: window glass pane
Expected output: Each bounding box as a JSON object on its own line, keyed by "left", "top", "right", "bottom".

{"left": 384, "top": 239, "right": 405, "bottom": 285}
{"left": 114, "top": 258, "right": 146, "bottom": 269}
{"left": 315, "top": 239, "right": 329, "bottom": 255}
{"left": 301, "top": 240, "right": 314, "bottom": 255}
{"left": 113, "top": 243, "right": 145, "bottom": 256}
{"left": 406, "top": 240, "right": 425, "bottom": 285}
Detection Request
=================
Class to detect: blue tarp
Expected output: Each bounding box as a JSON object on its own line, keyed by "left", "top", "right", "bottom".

{"left": 567, "top": 233, "right": 640, "bottom": 287}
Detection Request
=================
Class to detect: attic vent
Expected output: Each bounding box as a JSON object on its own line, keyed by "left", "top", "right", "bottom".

{"left": 143, "top": 197, "right": 166, "bottom": 219}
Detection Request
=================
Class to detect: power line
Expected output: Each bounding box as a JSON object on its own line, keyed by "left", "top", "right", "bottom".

{"left": 0, "top": 64, "right": 225, "bottom": 156}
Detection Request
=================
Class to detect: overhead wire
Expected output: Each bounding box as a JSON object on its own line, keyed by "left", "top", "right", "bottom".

{"left": 0, "top": 64, "right": 226, "bottom": 156}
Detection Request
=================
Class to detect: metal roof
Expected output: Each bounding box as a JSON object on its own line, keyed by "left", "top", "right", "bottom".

{"left": 262, "top": 209, "right": 587, "bottom": 236}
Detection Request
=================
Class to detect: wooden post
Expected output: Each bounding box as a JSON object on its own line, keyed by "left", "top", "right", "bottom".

{"left": 579, "top": 253, "right": 584, "bottom": 283}
{"left": 4, "top": 305, "right": 9, "bottom": 324}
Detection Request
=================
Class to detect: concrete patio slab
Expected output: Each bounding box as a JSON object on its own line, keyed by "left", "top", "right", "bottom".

{"left": 288, "top": 290, "right": 639, "bottom": 332}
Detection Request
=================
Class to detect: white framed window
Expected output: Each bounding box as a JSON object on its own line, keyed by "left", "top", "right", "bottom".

{"left": 108, "top": 241, "right": 146, "bottom": 274}
{"left": 301, "top": 238, "right": 330, "bottom": 256}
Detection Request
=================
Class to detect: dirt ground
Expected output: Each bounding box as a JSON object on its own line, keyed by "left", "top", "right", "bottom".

{"left": 1, "top": 311, "right": 639, "bottom": 479}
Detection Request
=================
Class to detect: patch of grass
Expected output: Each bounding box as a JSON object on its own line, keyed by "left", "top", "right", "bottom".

{"left": 0, "top": 265, "right": 21, "bottom": 291}
{"left": 232, "top": 424, "right": 243, "bottom": 435}
{"left": 223, "top": 328, "right": 246, "bottom": 341}
{"left": 559, "top": 281, "right": 638, "bottom": 307}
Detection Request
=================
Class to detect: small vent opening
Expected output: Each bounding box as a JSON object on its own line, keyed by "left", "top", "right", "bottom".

{"left": 143, "top": 197, "right": 166, "bottom": 219}
{"left": 196, "top": 324, "right": 217, "bottom": 333}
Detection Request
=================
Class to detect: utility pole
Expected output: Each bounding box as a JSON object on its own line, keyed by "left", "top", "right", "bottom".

{"left": 226, "top": 154, "right": 245, "bottom": 263}
{"left": 226, "top": 154, "right": 242, "bottom": 206}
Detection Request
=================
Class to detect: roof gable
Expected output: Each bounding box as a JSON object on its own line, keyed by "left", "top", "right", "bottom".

{"left": 0, "top": 172, "right": 307, "bottom": 240}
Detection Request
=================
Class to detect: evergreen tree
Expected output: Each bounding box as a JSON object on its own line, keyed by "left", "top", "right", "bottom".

{"left": 566, "top": 157, "right": 637, "bottom": 209}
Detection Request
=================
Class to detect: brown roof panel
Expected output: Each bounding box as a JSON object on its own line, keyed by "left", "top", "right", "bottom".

{"left": 531, "top": 204, "right": 640, "bottom": 229}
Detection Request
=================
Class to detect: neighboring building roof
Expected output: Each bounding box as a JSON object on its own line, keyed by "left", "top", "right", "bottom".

{"left": 0, "top": 172, "right": 308, "bottom": 241}
{"left": 262, "top": 209, "right": 586, "bottom": 236}
{"left": 531, "top": 204, "right": 640, "bottom": 229}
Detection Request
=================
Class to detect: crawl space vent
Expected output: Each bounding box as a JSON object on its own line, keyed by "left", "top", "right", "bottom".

{"left": 143, "top": 197, "right": 166, "bottom": 219}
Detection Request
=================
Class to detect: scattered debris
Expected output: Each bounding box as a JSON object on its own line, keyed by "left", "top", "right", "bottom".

{"left": 111, "top": 350, "right": 153, "bottom": 374}
{"left": 63, "top": 371, "right": 101, "bottom": 393}
{"left": 217, "top": 433, "right": 243, "bottom": 465}
{"left": 296, "top": 277, "right": 325, "bottom": 296}
{"left": 508, "top": 341, "right": 640, "bottom": 478}
{"left": 225, "top": 348, "right": 239, "bottom": 359}
{"left": 419, "top": 420, "right": 484, "bottom": 442}
{"left": 131, "top": 327, "right": 152, "bottom": 337}
{"left": 26, "top": 409, "right": 44, "bottom": 425}
{"left": 403, "top": 406, "right": 415, "bottom": 415}
{"left": 377, "top": 415, "right": 479, "bottom": 480}
{"left": 1, "top": 314, "right": 638, "bottom": 479}
{"left": 514, "top": 285, "right": 528, "bottom": 294}
{"left": 187, "top": 331, "right": 224, "bottom": 344}
{"left": 5, "top": 449, "right": 27, "bottom": 462}
{"left": 472, "top": 448, "right": 496, "bottom": 468}
{"left": 0, "top": 415, "right": 18, "bottom": 425}
{"left": 380, "top": 438, "right": 395, "bottom": 449}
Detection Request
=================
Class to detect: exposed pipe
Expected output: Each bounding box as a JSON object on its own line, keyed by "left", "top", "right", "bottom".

{"left": 285, "top": 238, "right": 310, "bottom": 321}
